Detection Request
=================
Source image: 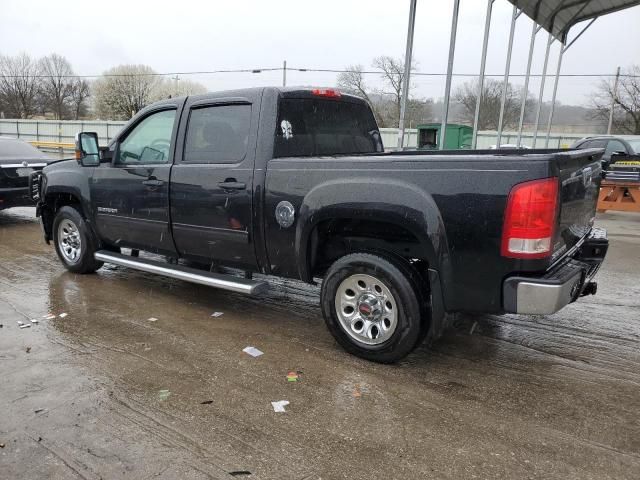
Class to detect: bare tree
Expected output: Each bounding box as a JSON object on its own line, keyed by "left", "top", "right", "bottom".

{"left": 151, "top": 78, "right": 207, "bottom": 100}
{"left": 0, "top": 53, "right": 41, "bottom": 118}
{"left": 69, "top": 79, "right": 90, "bottom": 120}
{"left": 372, "top": 56, "right": 414, "bottom": 127}
{"left": 337, "top": 65, "right": 382, "bottom": 124}
{"left": 93, "top": 64, "right": 162, "bottom": 120}
{"left": 591, "top": 65, "right": 640, "bottom": 135}
{"left": 454, "top": 78, "right": 532, "bottom": 130}
{"left": 38, "top": 53, "right": 76, "bottom": 119}
{"left": 337, "top": 65, "right": 373, "bottom": 102}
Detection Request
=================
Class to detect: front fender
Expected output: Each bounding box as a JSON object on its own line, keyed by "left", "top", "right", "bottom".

{"left": 40, "top": 161, "right": 95, "bottom": 241}
{"left": 295, "top": 177, "right": 451, "bottom": 282}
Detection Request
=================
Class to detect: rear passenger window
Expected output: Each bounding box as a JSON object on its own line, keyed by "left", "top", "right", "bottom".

{"left": 184, "top": 104, "right": 251, "bottom": 163}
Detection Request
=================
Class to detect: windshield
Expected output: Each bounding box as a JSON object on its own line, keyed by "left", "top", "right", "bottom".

{"left": 274, "top": 98, "right": 383, "bottom": 158}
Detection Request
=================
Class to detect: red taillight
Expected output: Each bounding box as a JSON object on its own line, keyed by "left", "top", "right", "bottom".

{"left": 501, "top": 177, "right": 559, "bottom": 259}
{"left": 311, "top": 88, "right": 341, "bottom": 98}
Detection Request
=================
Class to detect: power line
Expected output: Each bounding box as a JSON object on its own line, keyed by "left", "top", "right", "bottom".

{"left": 1, "top": 66, "right": 638, "bottom": 79}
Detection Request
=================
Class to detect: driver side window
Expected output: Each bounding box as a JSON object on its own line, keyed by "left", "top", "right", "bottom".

{"left": 116, "top": 109, "right": 176, "bottom": 165}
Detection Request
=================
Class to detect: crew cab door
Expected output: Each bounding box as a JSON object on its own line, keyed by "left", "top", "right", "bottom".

{"left": 90, "top": 103, "right": 182, "bottom": 255}
{"left": 170, "top": 96, "right": 258, "bottom": 269}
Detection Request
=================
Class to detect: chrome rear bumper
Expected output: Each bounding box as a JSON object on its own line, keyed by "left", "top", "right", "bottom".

{"left": 503, "top": 228, "right": 608, "bottom": 315}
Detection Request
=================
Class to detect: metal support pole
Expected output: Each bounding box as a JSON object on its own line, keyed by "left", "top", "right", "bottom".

{"left": 283, "top": 60, "right": 287, "bottom": 87}
{"left": 472, "top": 0, "right": 494, "bottom": 149}
{"left": 517, "top": 22, "right": 539, "bottom": 147}
{"left": 544, "top": 18, "right": 597, "bottom": 147}
{"left": 397, "top": 0, "right": 417, "bottom": 149}
{"left": 607, "top": 66, "right": 621, "bottom": 134}
{"left": 544, "top": 46, "right": 564, "bottom": 148}
{"left": 440, "top": 0, "right": 460, "bottom": 150}
{"left": 496, "top": 6, "right": 518, "bottom": 147}
{"left": 532, "top": 33, "right": 554, "bottom": 148}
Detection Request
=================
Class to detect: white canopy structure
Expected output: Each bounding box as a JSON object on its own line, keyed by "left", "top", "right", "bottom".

{"left": 397, "top": 0, "right": 640, "bottom": 150}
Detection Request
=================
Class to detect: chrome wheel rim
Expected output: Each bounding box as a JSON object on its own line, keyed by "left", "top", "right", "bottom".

{"left": 58, "top": 219, "right": 82, "bottom": 264}
{"left": 335, "top": 274, "right": 398, "bottom": 346}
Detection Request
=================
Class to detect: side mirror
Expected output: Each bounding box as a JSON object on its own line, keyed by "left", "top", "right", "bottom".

{"left": 75, "top": 132, "right": 100, "bottom": 166}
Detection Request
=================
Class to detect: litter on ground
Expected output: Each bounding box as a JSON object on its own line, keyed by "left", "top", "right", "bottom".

{"left": 242, "top": 346, "right": 263, "bottom": 358}
{"left": 353, "top": 384, "right": 362, "bottom": 398}
{"left": 211, "top": 312, "right": 224, "bottom": 317}
{"left": 158, "top": 389, "right": 171, "bottom": 401}
{"left": 58, "top": 313, "right": 68, "bottom": 318}
{"left": 470, "top": 321, "right": 478, "bottom": 335}
{"left": 148, "top": 317, "right": 158, "bottom": 322}
{"left": 31, "top": 319, "right": 39, "bottom": 324}
{"left": 286, "top": 371, "right": 299, "bottom": 382}
{"left": 17, "top": 321, "right": 24, "bottom": 326}
{"left": 19, "top": 324, "right": 31, "bottom": 329}
{"left": 42, "top": 314, "right": 56, "bottom": 320}
{"left": 271, "top": 400, "right": 290, "bottom": 413}
{"left": 200, "top": 400, "right": 214, "bottom": 405}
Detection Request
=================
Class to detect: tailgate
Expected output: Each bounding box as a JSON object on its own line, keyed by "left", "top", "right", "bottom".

{"left": 552, "top": 148, "right": 603, "bottom": 262}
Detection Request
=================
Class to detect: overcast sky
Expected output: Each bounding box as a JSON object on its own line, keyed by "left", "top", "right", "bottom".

{"left": 2, "top": 0, "right": 639, "bottom": 107}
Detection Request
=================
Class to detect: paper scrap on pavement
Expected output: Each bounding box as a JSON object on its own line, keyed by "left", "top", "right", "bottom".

{"left": 58, "top": 313, "right": 68, "bottom": 318}
{"left": 31, "top": 319, "right": 39, "bottom": 324}
{"left": 242, "top": 346, "right": 263, "bottom": 358}
{"left": 271, "top": 400, "right": 290, "bottom": 413}
{"left": 19, "top": 324, "right": 31, "bottom": 329}
{"left": 286, "top": 371, "right": 299, "bottom": 382}
{"left": 17, "top": 321, "right": 24, "bottom": 326}
{"left": 43, "top": 314, "right": 56, "bottom": 320}
{"left": 158, "top": 389, "right": 171, "bottom": 401}
{"left": 211, "top": 312, "right": 224, "bottom": 318}
{"left": 148, "top": 317, "right": 158, "bottom": 322}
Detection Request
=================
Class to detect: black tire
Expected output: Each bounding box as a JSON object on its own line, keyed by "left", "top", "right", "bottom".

{"left": 53, "top": 206, "right": 103, "bottom": 274}
{"left": 320, "top": 253, "right": 427, "bottom": 363}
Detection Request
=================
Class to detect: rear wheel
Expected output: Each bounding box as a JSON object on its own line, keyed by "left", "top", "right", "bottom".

{"left": 321, "top": 253, "right": 426, "bottom": 363}
{"left": 53, "top": 206, "right": 103, "bottom": 274}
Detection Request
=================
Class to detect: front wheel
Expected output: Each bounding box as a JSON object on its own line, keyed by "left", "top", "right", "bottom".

{"left": 53, "top": 206, "right": 103, "bottom": 274}
{"left": 320, "top": 253, "right": 426, "bottom": 363}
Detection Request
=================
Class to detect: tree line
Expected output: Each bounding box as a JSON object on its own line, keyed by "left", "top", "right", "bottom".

{"left": 337, "top": 57, "right": 640, "bottom": 135}
{"left": 1, "top": 51, "right": 638, "bottom": 134}
{"left": 0, "top": 53, "right": 206, "bottom": 121}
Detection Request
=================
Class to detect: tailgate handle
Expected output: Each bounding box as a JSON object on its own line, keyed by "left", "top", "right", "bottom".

{"left": 218, "top": 179, "right": 246, "bottom": 190}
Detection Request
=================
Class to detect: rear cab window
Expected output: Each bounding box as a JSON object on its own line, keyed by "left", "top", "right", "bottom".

{"left": 274, "top": 96, "right": 383, "bottom": 158}
{"left": 184, "top": 104, "right": 251, "bottom": 164}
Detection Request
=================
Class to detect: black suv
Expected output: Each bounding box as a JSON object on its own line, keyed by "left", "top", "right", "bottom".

{"left": 571, "top": 135, "right": 640, "bottom": 167}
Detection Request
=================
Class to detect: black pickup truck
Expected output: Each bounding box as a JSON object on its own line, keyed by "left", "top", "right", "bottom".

{"left": 31, "top": 87, "right": 608, "bottom": 362}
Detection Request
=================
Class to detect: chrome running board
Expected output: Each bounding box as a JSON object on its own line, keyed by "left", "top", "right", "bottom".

{"left": 94, "top": 251, "right": 268, "bottom": 295}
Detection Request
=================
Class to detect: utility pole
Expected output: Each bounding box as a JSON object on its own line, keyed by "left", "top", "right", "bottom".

{"left": 283, "top": 60, "right": 287, "bottom": 87}
{"left": 171, "top": 74, "right": 180, "bottom": 97}
{"left": 607, "top": 66, "right": 620, "bottom": 134}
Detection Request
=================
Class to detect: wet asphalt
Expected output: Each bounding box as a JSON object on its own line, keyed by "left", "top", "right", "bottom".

{"left": 0, "top": 207, "right": 639, "bottom": 479}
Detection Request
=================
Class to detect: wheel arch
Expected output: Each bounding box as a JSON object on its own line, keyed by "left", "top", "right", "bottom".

{"left": 41, "top": 188, "right": 90, "bottom": 243}
{"left": 294, "top": 178, "right": 450, "bottom": 282}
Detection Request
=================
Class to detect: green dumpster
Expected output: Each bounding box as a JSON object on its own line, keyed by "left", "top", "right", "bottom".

{"left": 417, "top": 123, "right": 473, "bottom": 150}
